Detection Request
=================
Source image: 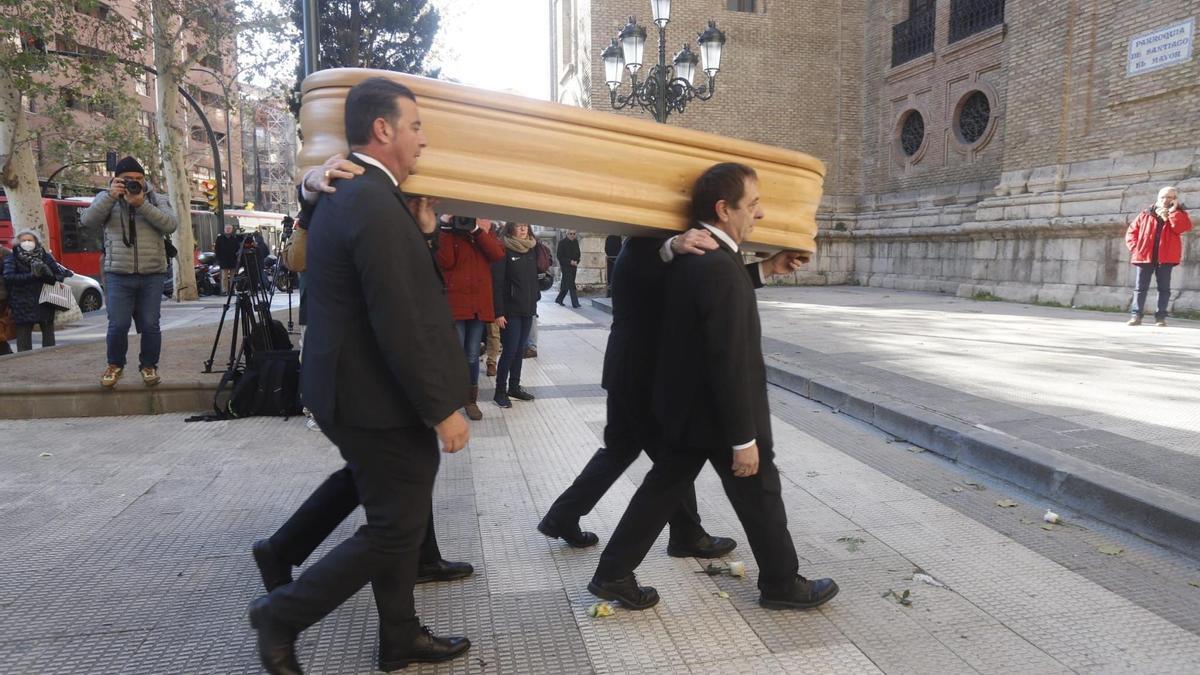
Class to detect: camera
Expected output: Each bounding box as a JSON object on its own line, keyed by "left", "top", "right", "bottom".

{"left": 439, "top": 215, "right": 476, "bottom": 233}
{"left": 121, "top": 178, "right": 144, "bottom": 195}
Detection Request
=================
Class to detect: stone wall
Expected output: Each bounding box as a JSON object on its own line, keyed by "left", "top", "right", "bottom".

{"left": 585, "top": 0, "right": 866, "bottom": 198}
{"left": 564, "top": 1, "right": 1200, "bottom": 310}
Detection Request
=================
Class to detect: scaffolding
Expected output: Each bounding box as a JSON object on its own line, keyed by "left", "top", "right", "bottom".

{"left": 242, "top": 97, "right": 299, "bottom": 217}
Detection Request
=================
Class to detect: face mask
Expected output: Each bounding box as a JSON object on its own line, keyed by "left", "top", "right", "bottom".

{"left": 19, "top": 241, "right": 36, "bottom": 252}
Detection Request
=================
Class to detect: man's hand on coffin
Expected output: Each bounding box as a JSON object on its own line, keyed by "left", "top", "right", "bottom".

{"left": 303, "top": 154, "right": 365, "bottom": 196}
{"left": 435, "top": 411, "right": 470, "bottom": 454}
{"left": 762, "top": 251, "right": 810, "bottom": 277}
{"left": 406, "top": 196, "right": 439, "bottom": 234}
{"left": 671, "top": 228, "right": 719, "bottom": 256}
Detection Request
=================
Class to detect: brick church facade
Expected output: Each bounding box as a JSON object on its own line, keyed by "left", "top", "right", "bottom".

{"left": 550, "top": 0, "right": 1200, "bottom": 311}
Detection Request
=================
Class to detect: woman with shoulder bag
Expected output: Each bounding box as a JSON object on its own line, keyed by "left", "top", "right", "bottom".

{"left": 493, "top": 222, "right": 541, "bottom": 408}
{"left": 2, "top": 230, "right": 71, "bottom": 351}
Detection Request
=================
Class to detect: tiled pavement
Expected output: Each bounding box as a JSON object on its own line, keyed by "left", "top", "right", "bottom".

{"left": 3, "top": 300, "right": 1200, "bottom": 674}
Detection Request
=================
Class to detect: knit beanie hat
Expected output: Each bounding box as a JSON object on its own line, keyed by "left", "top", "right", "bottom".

{"left": 114, "top": 156, "right": 146, "bottom": 175}
{"left": 13, "top": 229, "right": 42, "bottom": 246}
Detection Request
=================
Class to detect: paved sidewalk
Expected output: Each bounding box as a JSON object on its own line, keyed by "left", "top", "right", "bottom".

{"left": 746, "top": 287, "right": 1200, "bottom": 555}
{"left": 3, "top": 299, "right": 1200, "bottom": 673}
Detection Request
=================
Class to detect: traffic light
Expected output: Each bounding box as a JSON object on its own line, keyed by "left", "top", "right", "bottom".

{"left": 200, "top": 180, "right": 218, "bottom": 210}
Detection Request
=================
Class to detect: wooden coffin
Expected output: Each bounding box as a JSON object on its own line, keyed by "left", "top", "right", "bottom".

{"left": 299, "top": 68, "right": 825, "bottom": 252}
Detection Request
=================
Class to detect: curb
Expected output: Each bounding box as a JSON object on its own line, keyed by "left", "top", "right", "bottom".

{"left": 1, "top": 381, "right": 216, "bottom": 420}
{"left": 763, "top": 361, "right": 1200, "bottom": 560}
{"left": 590, "top": 298, "right": 613, "bottom": 314}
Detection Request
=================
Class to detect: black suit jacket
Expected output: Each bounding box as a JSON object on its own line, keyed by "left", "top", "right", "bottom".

{"left": 605, "top": 236, "right": 763, "bottom": 437}
{"left": 652, "top": 233, "right": 771, "bottom": 451}
{"left": 301, "top": 156, "right": 467, "bottom": 429}
{"left": 556, "top": 238, "right": 581, "bottom": 270}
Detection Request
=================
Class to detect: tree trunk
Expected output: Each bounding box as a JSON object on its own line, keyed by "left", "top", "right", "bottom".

{"left": 0, "top": 72, "right": 49, "bottom": 241}
{"left": 152, "top": 1, "right": 198, "bottom": 301}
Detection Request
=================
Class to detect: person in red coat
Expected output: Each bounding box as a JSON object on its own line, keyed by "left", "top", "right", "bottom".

{"left": 1125, "top": 186, "right": 1192, "bottom": 326}
{"left": 437, "top": 215, "right": 506, "bottom": 419}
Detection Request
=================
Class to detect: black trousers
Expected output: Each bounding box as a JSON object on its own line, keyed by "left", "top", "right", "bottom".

{"left": 267, "top": 465, "right": 443, "bottom": 569}
{"left": 15, "top": 304, "right": 56, "bottom": 351}
{"left": 545, "top": 389, "right": 705, "bottom": 544}
{"left": 265, "top": 423, "right": 439, "bottom": 642}
{"left": 594, "top": 441, "right": 799, "bottom": 593}
{"left": 555, "top": 267, "right": 579, "bottom": 306}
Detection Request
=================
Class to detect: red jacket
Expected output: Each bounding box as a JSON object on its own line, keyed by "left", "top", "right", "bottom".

{"left": 437, "top": 226, "right": 506, "bottom": 321}
{"left": 1126, "top": 207, "right": 1192, "bottom": 265}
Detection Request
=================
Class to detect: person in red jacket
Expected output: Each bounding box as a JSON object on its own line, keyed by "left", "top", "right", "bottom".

{"left": 1125, "top": 186, "right": 1192, "bottom": 326}
{"left": 437, "top": 215, "right": 506, "bottom": 419}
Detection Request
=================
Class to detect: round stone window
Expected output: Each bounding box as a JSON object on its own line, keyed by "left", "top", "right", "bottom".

{"left": 957, "top": 90, "right": 991, "bottom": 144}
{"left": 900, "top": 110, "right": 925, "bottom": 157}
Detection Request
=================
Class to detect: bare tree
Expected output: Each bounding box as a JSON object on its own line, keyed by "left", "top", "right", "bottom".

{"left": 0, "top": 0, "right": 147, "bottom": 239}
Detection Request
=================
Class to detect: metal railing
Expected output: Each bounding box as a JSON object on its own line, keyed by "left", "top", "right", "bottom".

{"left": 892, "top": 9, "right": 936, "bottom": 66}
{"left": 949, "top": 0, "right": 1005, "bottom": 43}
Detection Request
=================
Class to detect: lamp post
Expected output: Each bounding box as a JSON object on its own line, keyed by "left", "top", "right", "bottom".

{"left": 601, "top": 1, "right": 727, "bottom": 124}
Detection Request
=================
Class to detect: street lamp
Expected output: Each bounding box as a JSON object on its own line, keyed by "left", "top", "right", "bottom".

{"left": 602, "top": 3, "right": 727, "bottom": 124}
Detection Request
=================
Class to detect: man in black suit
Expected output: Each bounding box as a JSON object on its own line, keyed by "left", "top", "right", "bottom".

{"left": 247, "top": 78, "right": 472, "bottom": 675}
{"left": 588, "top": 163, "right": 838, "bottom": 612}
{"left": 554, "top": 230, "right": 581, "bottom": 307}
{"left": 538, "top": 227, "right": 803, "bottom": 556}
{"left": 249, "top": 154, "right": 475, "bottom": 599}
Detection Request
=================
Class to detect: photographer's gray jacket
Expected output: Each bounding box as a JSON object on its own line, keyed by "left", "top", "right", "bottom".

{"left": 81, "top": 190, "right": 178, "bottom": 275}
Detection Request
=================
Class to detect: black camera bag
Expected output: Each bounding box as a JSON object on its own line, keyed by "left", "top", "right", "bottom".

{"left": 202, "top": 349, "right": 302, "bottom": 420}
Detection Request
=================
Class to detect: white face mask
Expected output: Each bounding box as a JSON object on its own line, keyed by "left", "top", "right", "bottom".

{"left": 19, "top": 240, "right": 36, "bottom": 252}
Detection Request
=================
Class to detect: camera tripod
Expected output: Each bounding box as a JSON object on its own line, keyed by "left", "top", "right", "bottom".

{"left": 203, "top": 236, "right": 287, "bottom": 374}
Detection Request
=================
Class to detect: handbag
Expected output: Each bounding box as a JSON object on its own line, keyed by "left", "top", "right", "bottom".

{"left": 38, "top": 281, "right": 73, "bottom": 309}
{"left": 53, "top": 291, "right": 83, "bottom": 327}
{"left": 537, "top": 270, "right": 555, "bottom": 292}
{"left": 163, "top": 236, "right": 178, "bottom": 259}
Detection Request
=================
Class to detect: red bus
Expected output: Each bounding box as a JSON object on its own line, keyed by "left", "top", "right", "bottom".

{"left": 1, "top": 197, "right": 287, "bottom": 278}
{"left": 0, "top": 197, "right": 100, "bottom": 276}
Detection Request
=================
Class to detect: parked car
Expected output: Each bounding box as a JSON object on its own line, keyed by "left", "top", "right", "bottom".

{"left": 63, "top": 270, "right": 103, "bottom": 313}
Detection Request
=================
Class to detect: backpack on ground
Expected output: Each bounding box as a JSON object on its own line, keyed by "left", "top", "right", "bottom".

{"left": 189, "top": 348, "right": 302, "bottom": 421}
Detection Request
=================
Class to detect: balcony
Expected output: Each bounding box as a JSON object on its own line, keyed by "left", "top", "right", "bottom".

{"left": 892, "top": 10, "right": 935, "bottom": 67}
{"left": 950, "top": 0, "right": 1005, "bottom": 43}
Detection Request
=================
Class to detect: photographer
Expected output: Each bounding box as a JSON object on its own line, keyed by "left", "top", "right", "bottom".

{"left": 436, "top": 215, "right": 506, "bottom": 420}
{"left": 80, "top": 156, "right": 178, "bottom": 388}
{"left": 1126, "top": 186, "right": 1192, "bottom": 327}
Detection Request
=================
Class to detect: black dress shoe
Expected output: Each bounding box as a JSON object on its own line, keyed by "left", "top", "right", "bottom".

{"left": 587, "top": 574, "right": 660, "bottom": 610}
{"left": 248, "top": 597, "right": 303, "bottom": 675}
{"left": 572, "top": 304, "right": 582, "bottom": 309}
{"left": 538, "top": 515, "right": 599, "bottom": 548}
{"left": 667, "top": 535, "right": 737, "bottom": 559}
{"left": 379, "top": 626, "right": 470, "bottom": 671}
{"left": 494, "top": 392, "right": 512, "bottom": 408}
{"left": 759, "top": 576, "right": 839, "bottom": 610}
{"left": 416, "top": 559, "right": 474, "bottom": 584}
{"left": 507, "top": 385, "right": 535, "bottom": 401}
{"left": 252, "top": 539, "right": 293, "bottom": 592}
